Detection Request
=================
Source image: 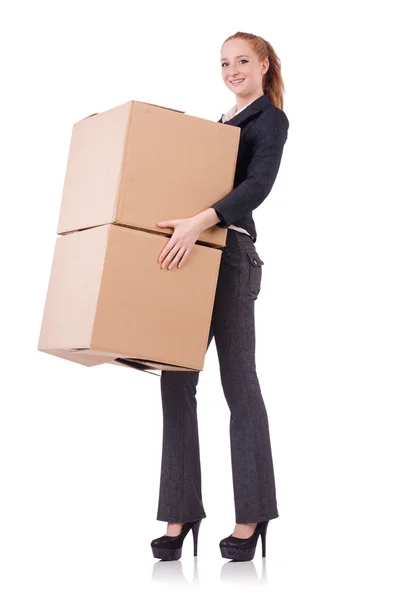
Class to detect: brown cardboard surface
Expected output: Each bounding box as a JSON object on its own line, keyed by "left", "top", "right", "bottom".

{"left": 41, "top": 348, "right": 161, "bottom": 375}
{"left": 42, "top": 349, "right": 109, "bottom": 367}
{"left": 57, "top": 100, "right": 239, "bottom": 248}
{"left": 38, "top": 224, "right": 221, "bottom": 372}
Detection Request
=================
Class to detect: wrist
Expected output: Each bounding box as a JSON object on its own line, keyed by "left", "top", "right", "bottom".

{"left": 193, "top": 208, "right": 221, "bottom": 232}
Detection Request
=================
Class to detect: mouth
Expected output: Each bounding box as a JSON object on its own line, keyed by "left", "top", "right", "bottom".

{"left": 230, "top": 78, "right": 245, "bottom": 85}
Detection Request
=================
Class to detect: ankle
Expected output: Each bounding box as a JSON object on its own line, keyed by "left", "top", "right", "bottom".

{"left": 233, "top": 522, "right": 257, "bottom": 538}
{"left": 166, "top": 522, "right": 183, "bottom": 535}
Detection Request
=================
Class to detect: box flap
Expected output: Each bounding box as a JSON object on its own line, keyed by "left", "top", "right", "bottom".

{"left": 133, "top": 100, "right": 185, "bottom": 114}
{"left": 82, "top": 112, "right": 99, "bottom": 120}
{"left": 80, "top": 100, "right": 184, "bottom": 124}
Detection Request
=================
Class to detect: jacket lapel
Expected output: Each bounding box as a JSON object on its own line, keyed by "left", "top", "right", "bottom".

{"left": 218, "top": 93, "right": 271, "bottom": 127}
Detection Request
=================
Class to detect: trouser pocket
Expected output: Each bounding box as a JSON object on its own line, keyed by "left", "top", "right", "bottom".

{"left": 222, "top": 248, "right": 241, "bottom": 276}
{"left": 245, "top": 250, "right": 264, "bottom": 299}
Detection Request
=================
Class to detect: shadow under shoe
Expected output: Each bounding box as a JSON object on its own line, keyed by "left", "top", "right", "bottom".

{"left": 219, "top": 521, "right": 269, "bottom": 561}
{"left": 151, "top": 518, "right": 203, "bottom": 560}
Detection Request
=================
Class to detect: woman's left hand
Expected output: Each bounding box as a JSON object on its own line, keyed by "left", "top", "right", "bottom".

{"left": 157, "top": 217, "right": 202, "bottom": 269}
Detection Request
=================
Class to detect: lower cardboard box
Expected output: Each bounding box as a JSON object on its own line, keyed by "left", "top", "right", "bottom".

{"left": 38, "top": 224, "right": 222, "bottom": 373}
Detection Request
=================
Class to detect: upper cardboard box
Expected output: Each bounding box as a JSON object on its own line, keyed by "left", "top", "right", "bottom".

{"left": 57, "top": 100, "right": 240, "bottom": 248}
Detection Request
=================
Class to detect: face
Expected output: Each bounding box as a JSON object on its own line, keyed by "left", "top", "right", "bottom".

{"left": 220, "top": 40, "right": 269, "bottom": 99}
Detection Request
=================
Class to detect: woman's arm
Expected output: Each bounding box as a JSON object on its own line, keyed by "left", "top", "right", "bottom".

{"left": 210, "top": 110, "right": 289, "bottom": 228}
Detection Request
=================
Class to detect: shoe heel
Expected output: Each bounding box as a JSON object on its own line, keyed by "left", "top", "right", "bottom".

{"left": 260, "top": 521, "right": 269, "bottom": 557}
{"left": 192, "top": 518, "right": 202, "bottom": 556}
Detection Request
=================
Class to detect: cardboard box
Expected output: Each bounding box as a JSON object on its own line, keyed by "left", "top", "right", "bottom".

{"left": 57, "top": 100, "right": 240, "bottom": 248}
{"left": 38, "top": 99, "right": 240, "bottom": 373}
{"left": 38, "top": 224, "right": 221, "bottom": 372}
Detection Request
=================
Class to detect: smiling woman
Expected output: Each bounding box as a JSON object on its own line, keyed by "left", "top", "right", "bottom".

{"left": 151, "top": 31, "right": 289, "bottom": 563}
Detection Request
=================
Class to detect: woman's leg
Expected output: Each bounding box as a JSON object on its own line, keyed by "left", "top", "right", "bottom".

{"left": 156, "top": 325, "right": 214, "bottom": 523}
{"left": 212, "top": 230, "right": 279, "bottom": 524}
{"left": 155, "top": 229, "right": 279, "bottom": 525}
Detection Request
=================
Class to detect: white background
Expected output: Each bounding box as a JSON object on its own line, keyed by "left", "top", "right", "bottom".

{"left": 1, "top": 0, "right": 396, "bottom": 598}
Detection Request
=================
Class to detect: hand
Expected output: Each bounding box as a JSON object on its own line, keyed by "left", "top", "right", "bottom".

{"left": 157, "top": 217, "right": 202, "bottom": 269}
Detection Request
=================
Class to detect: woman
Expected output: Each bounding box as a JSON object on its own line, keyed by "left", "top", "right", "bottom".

{"left": 151, "top": 31, "right": 289, "bottom": 562}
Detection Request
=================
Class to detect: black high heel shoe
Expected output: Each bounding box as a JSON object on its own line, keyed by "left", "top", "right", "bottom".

{"left": 219, "top": 521, "right": 269, "bottom": 561}
{"left": 151, "top": 518, "right": 203, "bottom": 560}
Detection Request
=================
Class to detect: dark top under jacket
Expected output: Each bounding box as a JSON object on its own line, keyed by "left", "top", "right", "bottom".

{"left": 211, "top": 93, "right": 289, "bottom": 243}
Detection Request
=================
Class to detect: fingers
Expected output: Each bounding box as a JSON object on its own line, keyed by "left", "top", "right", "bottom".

{"left": 176, "top": 249, "right": 191, "bottom": 269}
{"left": 160, "top": 245, "right": 186, "bottom": 270}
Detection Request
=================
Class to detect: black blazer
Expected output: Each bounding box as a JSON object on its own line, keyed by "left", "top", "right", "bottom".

{"left": 211, "top": 93, "right": 289, "bottom": 243}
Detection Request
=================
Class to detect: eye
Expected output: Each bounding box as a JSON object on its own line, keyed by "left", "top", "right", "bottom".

{"left": 221, "top": 59, "right": 248, "bottom": 67}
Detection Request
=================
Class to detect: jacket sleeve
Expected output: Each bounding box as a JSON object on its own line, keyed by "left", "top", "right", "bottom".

{"left": 211, "top": 110, "right": 289, "bottom": 228}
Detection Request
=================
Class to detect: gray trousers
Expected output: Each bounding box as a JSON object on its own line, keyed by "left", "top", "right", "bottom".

{"left": 156, "top": 228, "right": 279, "bottom": 524}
